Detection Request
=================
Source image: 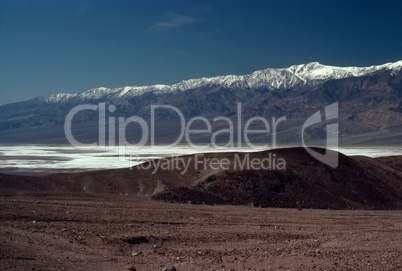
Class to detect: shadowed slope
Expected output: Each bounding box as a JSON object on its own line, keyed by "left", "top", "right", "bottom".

{"left": 0, "top": 148, "right": 401, "bottom": 210}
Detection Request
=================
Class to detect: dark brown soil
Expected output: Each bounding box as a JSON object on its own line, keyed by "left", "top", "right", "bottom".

{"left": 1, "top": 195, "right": 401, "bottom": 271}
{"left": 375, "top": 155, "right": 402, "bottom": 172}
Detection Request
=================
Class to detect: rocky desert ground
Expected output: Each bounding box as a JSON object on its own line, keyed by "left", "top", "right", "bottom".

{"left": 1, "top": 195, "right": 402, "bottom": 271}
{"left": 1, "top": 148, "right": 402, "bottom": 270}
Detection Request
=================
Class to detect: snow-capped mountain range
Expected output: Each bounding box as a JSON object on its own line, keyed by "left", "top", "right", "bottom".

{"left": 44, "top": 60, "right": 402, "bottom": 103}
{"left": 1, "top": 59, "right": 402, "bottom": 145}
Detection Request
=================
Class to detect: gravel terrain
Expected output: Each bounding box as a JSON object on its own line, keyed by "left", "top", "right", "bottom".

{"left": 1, "top": 195, "right": 401, "bottom": 271}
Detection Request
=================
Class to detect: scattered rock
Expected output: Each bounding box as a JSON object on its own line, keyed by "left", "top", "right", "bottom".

{"left": 131, "top": 252, "right": 142, "bottom": 256}
{"left": 162, "top": 266, "right": 177, "bottom": 271}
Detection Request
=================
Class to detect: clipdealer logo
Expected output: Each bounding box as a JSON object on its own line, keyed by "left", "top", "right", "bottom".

{"left": 64, "top": 102, "right": 339, "bottom": 172}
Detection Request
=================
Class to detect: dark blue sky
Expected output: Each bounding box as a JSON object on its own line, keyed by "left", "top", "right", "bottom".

{"left": 1, "top": 0, "right": 401, "bottom": 105}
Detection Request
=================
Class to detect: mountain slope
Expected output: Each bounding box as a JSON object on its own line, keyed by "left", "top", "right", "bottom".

{"left": 0, "top": 61, "right": 401, "bottom": 145}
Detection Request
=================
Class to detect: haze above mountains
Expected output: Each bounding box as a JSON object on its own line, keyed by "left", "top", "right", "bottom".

{"left": 0, "top": 60, "right": 402, "bottom": 146}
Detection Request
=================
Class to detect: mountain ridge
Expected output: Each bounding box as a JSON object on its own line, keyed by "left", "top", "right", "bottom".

{"left": 34, "top": 60, "right": 402, "bottom": 104}
{"left": 1, "top": 60, "right": 402, "bottom": 145}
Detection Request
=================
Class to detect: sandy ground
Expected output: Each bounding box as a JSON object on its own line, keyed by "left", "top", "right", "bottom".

{"left": 1, "top": 195, "right": 401, "bottom": 271}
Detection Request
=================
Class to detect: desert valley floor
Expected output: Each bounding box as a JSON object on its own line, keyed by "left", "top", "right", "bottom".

{"left": 1, "top": 195, "right": 402, "bottom": 271}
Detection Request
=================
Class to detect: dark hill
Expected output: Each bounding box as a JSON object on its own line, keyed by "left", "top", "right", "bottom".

{"left": 0, "top": 148, "right": 401, "bottom": 210}
{"left": 152, "top": 148, "right": 402, "bottom": 210}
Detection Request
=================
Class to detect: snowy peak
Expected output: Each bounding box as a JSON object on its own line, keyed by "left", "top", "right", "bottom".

{"left": 42, "top": 60, "right": 402, "bottom": 103}
{"left": 248, "top": 60, "right": 402, "bottom": 89}
{"left": 287, "top": 60, "right": 402, "bottom": 80}
{"left": 168, "top": 60, "right": 402, "bottom": 91}
{"left": 44, "top": 93, "right": 76, "bottom": 103}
